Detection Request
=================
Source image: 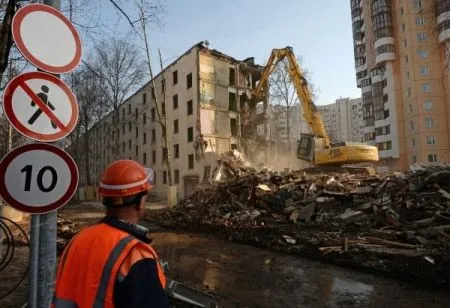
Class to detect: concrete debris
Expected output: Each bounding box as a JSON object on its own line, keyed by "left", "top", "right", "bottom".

{"left": 148, "top": 164, "right": 450, "bottom": 285}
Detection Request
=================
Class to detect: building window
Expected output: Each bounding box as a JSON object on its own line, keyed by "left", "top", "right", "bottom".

{"left": 128, "top": 122, "right": 132, "bottom": 132}
{"left": 143, "top": 113, "right": 147, "bottom": 124}
{"left": 135, "top": 108, "right": 138, "bottom": 120}
{"left": 188, "top": 154, "right": 194, "bottom": 169}
{"left": 403, "top": 39, "right": 407, "bottom": 47}
{"left": 408, "top": 104, "right": 413, "bottom": 113}
{"left": 420, "top": 66, "right": 429, "bottom": 76}
{"left": 163, "top": 171, "right": 167, "bottom": 184}
{"left": 122, "top": 108, "right": 125, "bottom": 119}
{"left": 229, "top": 67, "right": 236, "bottom": 85}
{"left": 407, "top": 88, "right": 411, "bottom": 97}
{"left": 428, "top": 154, "right": 438, "bottom": 163}
{"left": 409, "top": 121, "right": 414, "bottom": 131}
{"left": 174, "top": 119, "right": 179, "bottom": 134}
{"left": 411, "top": 138, "right": 416, "bottom": 147}
{"left": 152, "top": 150, "right": 156, "bottom": 163}
{"left": 128, "top": 104, "right": 131, "bottom": 114}
{"left": 426, "top": 136, "right": 436, "bottom": 145}
{"left": 152, "top": 129, "right": 156, "bottom": 142}
{"left": 417, "top": 49, "right": 428, "bottom": 59}
{"left": 128, "top": 139, "right": 131, "bottom": 149}
{"left": 174, "top": 169, "right": 180, "bottom": 184}
{"left": 401, "top": 7, "right": 404, "bottom": 15}
{"left": 424, "top": 100, "right": 433, "bottom": 110}
{"left": 186, "top": 73, "right": 193, "bottom": 89}
{"left": 187, "top": 127, "right": 193, "bottom": 142}
{"left": 174, "top": 144, "right": 179, "bottom": 159}
{"left": 122, "top": 142, "right": 125, "bottom": 153}
{"left": 143, "top": 132, "right": 147, "bottom": 144}
{"left": 416, "top": 32, "right": 427, "bottom": 41}
{"left": 135, "top": 145, "right": 138, "bottom": 157}
{"left": 162, "top": 147, "right": 167, "bottom": 161}
{"left": 187, "top": 100, "right": 193, "bottom": 115}
{"left": 229, "top": 92, "right": 237, "bottom": 111}
{"left": 404, "top": 55, "right": 409, "bottom": 63}
{"left": 203, "top": 165, "right": 211, "bottom": 181}
{"left": 416, "top": 16, "right": 424, "bottom": 25}
{"left": 151, "top": 108, "right": 155, "bottom": 120}
{"left": 143, "top": 93, "right": 147, "bottom": 104}
{"left": 425, "top": 117, "right": 434, "bottom": 128}
{"left": 143, "top": 152, "right": 147, "bottom": 164}
{"left": 413, "top": 0, "right": 422, "bottom": 9}
{"left": 412, "top": 155, "right": 417, "bottom": 163}
{"left": 407, "top": 71, "right": 410, "bottom": 79}
{"left": 122, "top": 123, "right": 125, "bottom": 134}
{"left": 422, "top": 83, "right": 431, "bottom": 93}
{"left": 173, "top": 70, "right": 178, "bottom": 85}
{"left": 173, "top": 94, "right": 178, "bottom": 109}
{"left": 401, "top": 24, "right": 405, "bottom": 32}
{"left": 135, "top": 126, "right": 138, "bottom": 137}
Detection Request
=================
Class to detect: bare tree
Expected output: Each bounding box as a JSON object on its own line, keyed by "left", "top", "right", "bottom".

{"left": 68, "top": 67, "right": 108, "bottom": 185}
{"left": 269, "top": 56, "right": 317, "bottom": 151}
{"left": 136, "top": 1, "right": 172, "bottom": 186}
{"left": 82, "top": 37, "right": 145, "bottom": 158}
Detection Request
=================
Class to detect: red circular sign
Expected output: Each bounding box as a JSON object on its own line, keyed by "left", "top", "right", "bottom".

{"left": 0, "top": 143, "right": 79, "bottom": 214}
{"left": 12, "top": 4, "right": 82, "bottom": 74}
{"left": 2, "top": 71, "right": 79, "bottom": 142}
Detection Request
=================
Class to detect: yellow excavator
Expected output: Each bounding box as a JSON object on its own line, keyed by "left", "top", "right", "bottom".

{"left": 253, "top": 47, "right": 379, "bottom": 174}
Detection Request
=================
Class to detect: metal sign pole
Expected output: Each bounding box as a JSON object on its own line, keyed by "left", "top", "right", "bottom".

{"left": 34, "top": 1, "right": 60, "bottom": 308}
{"left": 37, "top": 0, "right": 61, "bottom": 305}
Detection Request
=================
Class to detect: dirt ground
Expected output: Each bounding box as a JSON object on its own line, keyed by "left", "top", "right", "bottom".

{"left": 2, "top": 202, "right": 450, "bottom": 308}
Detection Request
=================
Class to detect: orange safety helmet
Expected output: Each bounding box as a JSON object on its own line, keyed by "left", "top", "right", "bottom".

{"left": 98, "top": 160, "right": 152, "bottom": 200}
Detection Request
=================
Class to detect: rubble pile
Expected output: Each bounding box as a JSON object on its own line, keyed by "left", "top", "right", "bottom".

{"left": 56, "top": 215, "right": 80, "bottom": 254}
{"left": 148, "top": 161, "right": 450, "bottom": 285}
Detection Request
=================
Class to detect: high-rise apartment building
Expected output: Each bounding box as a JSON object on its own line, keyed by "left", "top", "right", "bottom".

{"left": 77, "top": 42, "right": 270, "bottom": 199}
{"left": 269, "top": 104, "right": 310, "bottom": 149}
{"left": 351, "top": 0, "right": 450, "bottom": 171}
{"left": 317, "top": 97, "right": 364, "bottom": 143}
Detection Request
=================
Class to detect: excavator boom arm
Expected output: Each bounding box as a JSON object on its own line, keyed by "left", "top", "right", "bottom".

{"left": 253, "top": 47, "right": 331, "bottom": 147}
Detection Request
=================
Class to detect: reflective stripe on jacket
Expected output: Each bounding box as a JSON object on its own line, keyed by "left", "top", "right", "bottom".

{"left": 52, "top": 222, "right": 167, "bottom": 308}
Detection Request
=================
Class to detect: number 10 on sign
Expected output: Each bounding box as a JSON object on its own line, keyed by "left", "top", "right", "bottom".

{"left": 0, "top": 143, "right": 79, "bottom": 214}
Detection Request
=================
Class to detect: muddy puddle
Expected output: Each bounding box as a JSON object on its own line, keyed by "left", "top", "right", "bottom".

{"left": 150, "top": 229, "right": 450, "bottom": 308}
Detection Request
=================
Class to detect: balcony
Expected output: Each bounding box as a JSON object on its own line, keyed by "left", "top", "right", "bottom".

{"left": 375, "top": 40, "right": 396, "bottom": 65}
{"left": 438, "top": 19, "right": 450, "bottom": 43}
{"left": 435, "top": 0, "right": 450, "bottom": 17}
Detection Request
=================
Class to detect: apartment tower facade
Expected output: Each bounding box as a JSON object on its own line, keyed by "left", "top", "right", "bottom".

{"left": 351, "top": 0, "right": 450, "bottom": 171}
{"left": 316, "top": 97, "right": 364, "bottom": 143}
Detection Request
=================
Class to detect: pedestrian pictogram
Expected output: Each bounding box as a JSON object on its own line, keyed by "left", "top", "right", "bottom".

{"left": 0, "top": 143, "right": 79, "bottom": 214}
{"left": 2, "top": 71, "right": 79, "bottom": 142}
{"left": 12, "top": 3, "right": 82, "bottom": 74}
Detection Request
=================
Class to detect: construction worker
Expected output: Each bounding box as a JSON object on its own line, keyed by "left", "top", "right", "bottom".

{"left": 52, "top": 160, "right": 170, "bottom": 308}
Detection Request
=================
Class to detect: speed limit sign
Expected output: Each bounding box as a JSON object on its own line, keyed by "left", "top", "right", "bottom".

{"left": 0, "top": 143, "right": 79, "bottom": 214}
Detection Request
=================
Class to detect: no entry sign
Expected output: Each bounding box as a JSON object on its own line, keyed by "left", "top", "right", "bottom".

{"left": 2, "top": 71, "right": 79, "bottom": 142}
{"left": 12, "top": 3, "right": 82, "bottom": 74}
{"left": 0, "top": 143, "right": 79, "bottom": 214}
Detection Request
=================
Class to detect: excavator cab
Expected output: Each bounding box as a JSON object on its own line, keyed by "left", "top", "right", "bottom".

{"left": 296, "top": 133, "right": 315, "bottom": 162}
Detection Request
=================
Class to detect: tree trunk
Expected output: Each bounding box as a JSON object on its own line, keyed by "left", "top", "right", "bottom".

{"left": 83, "top": 113, "right": 91, "bottom": 185}
{"left": 286, "top": 108, "right": 291, "bottom": 151}
{"left": 0, "top": 0, "right": 16, "bottom": 78}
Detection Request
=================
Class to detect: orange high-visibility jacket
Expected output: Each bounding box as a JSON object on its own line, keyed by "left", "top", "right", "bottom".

{"left": 52, "top": 222, "right": 167, "bottom": 308}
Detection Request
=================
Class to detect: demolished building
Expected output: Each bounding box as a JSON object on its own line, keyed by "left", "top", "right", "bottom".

{"left": 74, "top": 41, "right": 273, "bottom": 199}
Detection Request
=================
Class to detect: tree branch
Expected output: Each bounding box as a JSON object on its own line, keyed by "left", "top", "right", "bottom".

{"left": 108, "top": 0, "right": 135, "bottom": 28}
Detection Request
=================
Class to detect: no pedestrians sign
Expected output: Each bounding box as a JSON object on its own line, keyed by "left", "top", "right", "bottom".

{"left": 2, "top": 71, "right": 79, "bottom": 142}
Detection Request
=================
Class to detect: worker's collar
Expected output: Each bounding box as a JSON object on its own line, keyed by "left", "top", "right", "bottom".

{"left": 102, "top": 216, "right": 153, "bottom": 244}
